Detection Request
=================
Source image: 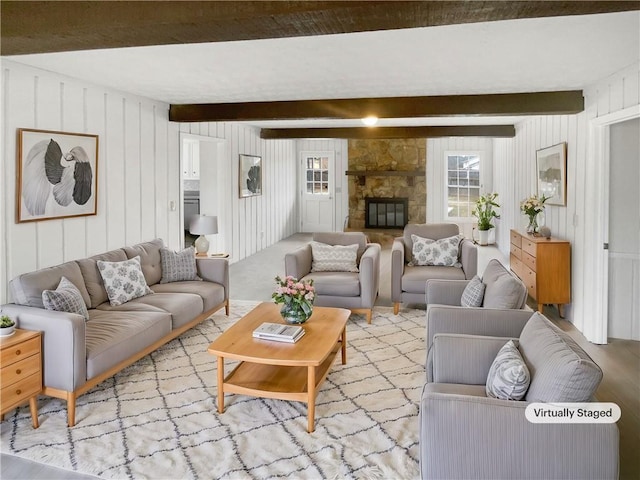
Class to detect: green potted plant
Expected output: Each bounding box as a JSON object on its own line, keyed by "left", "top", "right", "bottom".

{"left": 472, "top": 192, "right": 500, "bottom": 245}
{"left": 0, "top": 314, "right": 16, "bottom": 337}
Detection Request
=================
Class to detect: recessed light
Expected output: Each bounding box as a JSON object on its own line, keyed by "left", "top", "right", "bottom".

{"left": 361, "top": 116, "right": 378, "bottom": 126}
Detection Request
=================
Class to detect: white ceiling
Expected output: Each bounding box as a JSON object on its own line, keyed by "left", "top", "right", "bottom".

{"left": 5, "top": 11, "right": 639, "bottom": 128}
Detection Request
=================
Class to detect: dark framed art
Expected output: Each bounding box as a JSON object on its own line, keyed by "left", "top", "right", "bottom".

{"left": 239, "top": 154, "right": 262, "bottom": 198}
{"left": 17, "top": 128, "right": 99, "bottom": 223}
{"left": 536, "top": 142, "right": 567, "bottom": 206}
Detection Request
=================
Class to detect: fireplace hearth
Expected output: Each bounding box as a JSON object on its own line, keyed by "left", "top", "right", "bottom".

{"left": 365, "top": 197, "right": 408, "bottom": 229}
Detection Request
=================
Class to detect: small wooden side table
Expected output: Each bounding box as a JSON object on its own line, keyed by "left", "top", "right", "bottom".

{"left": 1, "top": 329, "right": 42, "bottom": 428}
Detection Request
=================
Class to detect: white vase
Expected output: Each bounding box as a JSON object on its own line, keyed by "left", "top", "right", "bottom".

{"left": 477, "top": 228, "right": 492, "bottom": 246}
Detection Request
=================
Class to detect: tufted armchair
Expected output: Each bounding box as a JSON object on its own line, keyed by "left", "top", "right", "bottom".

{"left": 391, "top": 223, "right": 477, "bottom": 314}
{"left": 284, "top": 232, "right": 380, "bottom": 324}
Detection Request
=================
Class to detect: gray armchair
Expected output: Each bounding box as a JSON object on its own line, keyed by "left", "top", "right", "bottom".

{"left": 421, "top": 313, "right": 619, "bottom": 480}
{"left": 285, "top": 232, "right": 380, "bottom": 323}
{"left": 391, "top": 223, "right": 477, "bottom": 314}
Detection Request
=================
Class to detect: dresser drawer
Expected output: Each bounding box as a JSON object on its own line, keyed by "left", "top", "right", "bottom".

{"left": 1, "top": 337, "right": 40, "bottom": 367}
{"left": 511, "top": 245, "right": 522, "bottom": 260}
{"left": 510, "top": 231, "right": 522, "bottom": 248}
{"left": 523, "top": 251, "right": 537, "bottom": 272}
{"left": 510, "top": 255, "right": 524, "bottom": 280}
{"left": 1, "top": 352, "right": 41, "bottom": 387}
{"left": 1, "top": 372, "right": 41, "bottom": 413}
{"left": 521, "top": 266, "right": 537, "bottom": 299}
{"left": 522, "top": 238, "right": 537, "bottom": 257}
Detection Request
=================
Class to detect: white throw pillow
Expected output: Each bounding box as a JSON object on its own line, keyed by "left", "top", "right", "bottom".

{"left": 310, "top": 241, "right": 359, "bottom": 272}
{"left": 42, "top": 276, "right": 90, "bottom": 321}
{"left": 160, "top": 246, "right": 201, "bottom": 283}
{"left": 486, "top": 340, "right": 530, "bottom": 400}
{"left": 409, "top": 234, "right": 463, "bottom": 267}
{"left": 97, "top": 256, "right": 153, "bottom": 306}
{"left": 461, "top": 275, "right": 485, "bottom": 307}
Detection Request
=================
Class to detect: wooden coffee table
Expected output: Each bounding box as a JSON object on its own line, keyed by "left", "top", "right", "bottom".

{"left": 207, "top": 302, "right": 350, "bottom": 432}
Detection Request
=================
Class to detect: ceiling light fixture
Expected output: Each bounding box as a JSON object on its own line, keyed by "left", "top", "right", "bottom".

{"left": 361, "top": 116, "right": 378, "bottom": 126}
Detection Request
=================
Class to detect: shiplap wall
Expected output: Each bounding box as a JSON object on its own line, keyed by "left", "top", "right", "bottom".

{"left": 493, "top": 62, "right": 640, "bottom": 342}
{"left": 0, "top": 61, "right": 299, "bottom": 303}
{"left": 178, "top": 122, "right": 298, "bottom": 263}
{"left": 296, "top": 139, "right": 349, "bottom": 231}
{"left": 426, "top": 137, "right": 494, "bottom": 239}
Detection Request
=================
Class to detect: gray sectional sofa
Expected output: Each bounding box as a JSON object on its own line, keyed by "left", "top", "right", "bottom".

{"left": 1, "top": 239, "right": 229, "bottom": 426}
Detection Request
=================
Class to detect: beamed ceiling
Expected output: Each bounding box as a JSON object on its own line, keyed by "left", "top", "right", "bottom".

{"left": 2, "top": 1, "right": 639, "bottom": 138}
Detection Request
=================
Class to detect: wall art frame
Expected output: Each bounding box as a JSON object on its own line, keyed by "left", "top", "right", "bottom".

{"left": 239, "top": 154, "right": 262, "bottom": 198}
{"left": 536, "top": 142, "right": 567, "bottom": 206}
{"left": 17, "top": 128, "right": 99, "bottom": 223}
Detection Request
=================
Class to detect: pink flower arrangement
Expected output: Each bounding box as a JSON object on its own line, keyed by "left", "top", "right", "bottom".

{"left": 272, "top": 275, "right": 315, "bottom": 311}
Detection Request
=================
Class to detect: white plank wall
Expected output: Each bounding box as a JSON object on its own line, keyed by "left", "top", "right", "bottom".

{"left": 0, "top": 61, "right": 299, "bottom": 303}
{"left": 492, "top": 61, "right": 640, "bottom": 341}
{"left": 296, "top": 139, "right": 349, "bottom": 231}
{"left": 426, "top": 137, "right": 494, "bottom": 239}
{"left": 178, "top": 121, "right": 298, "bottom": 264}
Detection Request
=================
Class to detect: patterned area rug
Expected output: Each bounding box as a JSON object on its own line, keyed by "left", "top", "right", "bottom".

{"left": 1, "top": 301, "right": 424, "bottom": 479}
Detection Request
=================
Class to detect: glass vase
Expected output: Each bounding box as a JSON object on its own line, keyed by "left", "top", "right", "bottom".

{"left": 280, "top": 302, "right": 312, "bottom": 325}
{"left": 526, "top": 214, "right": 539, "bottom": 234}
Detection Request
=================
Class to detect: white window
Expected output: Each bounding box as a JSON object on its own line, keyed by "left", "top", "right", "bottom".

{"left": 445, "top": 152, "right": 481, "bottom": 219}
{"left": 305, "top": 155, "right": 330, "bottom": 195}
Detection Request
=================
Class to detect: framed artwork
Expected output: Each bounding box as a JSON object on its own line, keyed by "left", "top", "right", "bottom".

{"left": 17, "top": 128, "right": 99, "bottom": 223}
{"left": 239, "top": 154, "right": 262, "bottom": 198}
{"left": 536, "top": 142, "right": 567, "bottom": 206}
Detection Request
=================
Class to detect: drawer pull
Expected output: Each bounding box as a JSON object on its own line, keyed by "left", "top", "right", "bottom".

{"left": 16, "top": 369, "right": 21, "bottom": 374}
{"left": 16, "top": 389, "right": 21, "bottom": 395}
{"left": 15, "top": 350, "right": 21, "bottom": 355}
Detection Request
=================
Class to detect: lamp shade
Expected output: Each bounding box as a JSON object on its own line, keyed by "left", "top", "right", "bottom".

{"left": 189, "top": 215, "right": 218, "bottom": 235}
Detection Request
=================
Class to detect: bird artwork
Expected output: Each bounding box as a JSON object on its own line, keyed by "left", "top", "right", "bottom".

{"left": 22, "top": 138, "right": 93, "bottom": 216}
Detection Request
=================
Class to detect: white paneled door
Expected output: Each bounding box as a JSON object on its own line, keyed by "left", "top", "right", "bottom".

{"left": 300, "top": 151, "right": 335, "bottom": 232}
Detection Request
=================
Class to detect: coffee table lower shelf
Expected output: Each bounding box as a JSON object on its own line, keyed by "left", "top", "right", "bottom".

{"left": 216, "top": 342, "right": 343, "bottom": 433}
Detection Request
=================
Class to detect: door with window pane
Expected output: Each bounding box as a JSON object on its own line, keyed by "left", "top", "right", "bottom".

{"left": 446, "top": 153, "right": 480, "bottom": 218}
{"left": 300, "top": 151, "right": 335, "bottom": 232}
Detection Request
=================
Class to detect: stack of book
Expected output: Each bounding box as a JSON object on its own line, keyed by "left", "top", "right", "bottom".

{"left": 252, "top": 322, "right": 305, "bottom": 343}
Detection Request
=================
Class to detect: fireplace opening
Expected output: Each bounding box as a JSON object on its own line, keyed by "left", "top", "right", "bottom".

{"left": 365, "top": 197, "right": 408, "bottom": 229}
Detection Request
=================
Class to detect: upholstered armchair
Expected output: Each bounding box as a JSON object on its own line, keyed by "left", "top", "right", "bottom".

{"left": 285, "top": 232, "right": 381, "bottom": 323}
{"left": 421, "top": 313, "right": 619, "bottom": 480}
{"left": 391, "top": 223, "right": 477, "bottom": 314}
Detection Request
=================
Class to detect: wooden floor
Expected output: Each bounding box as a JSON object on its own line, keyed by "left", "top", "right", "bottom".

{"left": 2, "top": 233, "right": 638, "bottom": 479}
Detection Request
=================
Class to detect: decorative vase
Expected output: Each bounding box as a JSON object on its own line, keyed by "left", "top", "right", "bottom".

{"left": 478, "top": 228, "right": 491, "bottom": 246}
{"left": 280, "top": 303, "right": 312, "bottom": 325}
{"left": 0, "top": 325, "right": 15, "bottom": 337}
{"left": 526, "top": 214, "right": 539, "bottom": 234}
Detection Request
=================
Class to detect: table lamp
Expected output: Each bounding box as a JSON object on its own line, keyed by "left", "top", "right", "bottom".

{"left": 189, "top": 215, "right": 218, "bottom": 256}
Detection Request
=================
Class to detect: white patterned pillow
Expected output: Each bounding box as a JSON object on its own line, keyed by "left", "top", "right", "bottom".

{"left": 310, "top": 241, "right": 359, "bottom": 272}
{"left": 461, "top": 275, "right": 485, "bottom": 307}
{"left": 160, "top": 246, "right": 201, "bottom": 283}
{"left": 42, "top": 276, "right": 90, "bottom": 321}
{"left": 486, "top": 340, "right": 530, "bottom": 400}
{"left": 409, "top": 234, "right": 463, "bottom": 267}
{"left": 97, "top": 256, "right": 153, "bottom": 306}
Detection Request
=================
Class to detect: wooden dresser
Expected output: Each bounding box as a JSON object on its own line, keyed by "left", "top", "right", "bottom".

{"left": 510, "top": 229, "right": 571, "bottom": 317}
{"left": 1, "top": 329, "right": 42, "bottom": 428}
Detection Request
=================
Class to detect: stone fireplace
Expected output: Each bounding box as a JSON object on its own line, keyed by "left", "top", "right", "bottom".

{"left": 347, "top": 139, "right": 426, "bottom": 242}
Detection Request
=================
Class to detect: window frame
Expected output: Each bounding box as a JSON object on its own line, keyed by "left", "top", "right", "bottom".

{"left": 444, "top": 150, "right": 483, "bottom": 222}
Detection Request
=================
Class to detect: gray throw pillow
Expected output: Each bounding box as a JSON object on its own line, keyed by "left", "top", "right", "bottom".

{"left": 483, "top": 274, "right": 526, "bottom": 309}
{"left": 310, "top": 241, "right": 359, "bottom": 272}
{"left": 409, "top": 234, "right": 463, "bottom": 267}
{"left": 160, "top": 246, "right": 201, "bottom": 283}
{"left": 461, "top": 275, "right": 485, "bottom": 307}
{"left": 42, "top": 276, "right": 90, "bottom": 321}
{"left": 97, "top": 256, "right": 153, "bottom": 306}
{"left": 486, "top": 340, "right": 530, "bottom": 400}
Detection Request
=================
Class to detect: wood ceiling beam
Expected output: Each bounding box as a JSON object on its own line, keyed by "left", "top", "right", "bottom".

{"left": 2, "top": 1, "right": 638, "bottom": 55}
{"left": 260, "top": 125, "right": 516, "bottom": 140}
{"left": 170, "top": 91, "right": 584, "bottom": 122}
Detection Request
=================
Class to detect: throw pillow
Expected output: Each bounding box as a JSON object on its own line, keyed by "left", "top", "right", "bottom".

{"left": 42, "top": 276, "right": 90, "bottom": 321}
{"left": 97, "top": 256, "right": 153, "bottom": 306}
{"left": 486, "top": 340, "right": 531, "bottom": 400}
{"left": 409, "top": 234, "right": 463, "bottom": 267}
{"left": 310, "top": 241, "right": 359, "bottom": 272}
{"left": 160, "top": 246, "right": 201, "bottom": 283}
{"left": 461, "top": 275, "right": 486, "bottom": 307}
{"left": 483, "top": 274, "right": 527, "bottom": 309}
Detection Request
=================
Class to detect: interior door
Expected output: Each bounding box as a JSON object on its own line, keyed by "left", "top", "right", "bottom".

{"left": 607, "top": 118, "right": 640, "bottom": 340}
{"left": 300, "top": 151, "right": 335, "bottom": 232}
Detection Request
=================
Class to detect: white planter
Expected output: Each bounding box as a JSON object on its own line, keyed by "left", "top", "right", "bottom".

{"left": 0, "top": 325, "right": 15, "bottom": 337}
{"left": 478, "top": 229, "right": 491, "bottom": 246}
